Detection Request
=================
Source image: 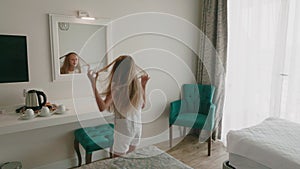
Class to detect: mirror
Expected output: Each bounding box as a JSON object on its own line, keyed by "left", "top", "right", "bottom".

{"left": 49, "top": 14, "right": 111, "bottom": 81}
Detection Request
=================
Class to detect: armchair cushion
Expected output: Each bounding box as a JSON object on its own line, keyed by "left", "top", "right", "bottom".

{"left": 173, "top": 113, "right": 207, "bottom": 128}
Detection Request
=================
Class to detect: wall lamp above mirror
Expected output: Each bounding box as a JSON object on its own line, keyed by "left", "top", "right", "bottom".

{"left": 49, "top": 13, "right": 112, "bottom": 81}
{"left": 77, "top": 10, "right": 95, "bottom": 20}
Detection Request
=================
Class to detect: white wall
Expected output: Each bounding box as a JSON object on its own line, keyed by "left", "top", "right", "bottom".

{"left": 0, "top": 0, "right": 200, "bottom": 105}
{"left": 0, "top": 0, "right": 201, "bottom": 168}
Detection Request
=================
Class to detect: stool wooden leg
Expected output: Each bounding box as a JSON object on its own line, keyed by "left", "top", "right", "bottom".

{"left": 74, "top": 139, "right": 82, "bottom": 167}
{"left": 86, "top": 152, "right": 92, "bottom": 164}
{"left": 109, "top": 147, "right": 113, "bottom": 158}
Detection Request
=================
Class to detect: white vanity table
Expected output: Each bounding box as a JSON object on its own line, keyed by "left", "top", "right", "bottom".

{"left": 0, "top": 97, "right": 113, "bottom": 136}
{"left": 0, "top": 97, "right": 114, "bottom": 169}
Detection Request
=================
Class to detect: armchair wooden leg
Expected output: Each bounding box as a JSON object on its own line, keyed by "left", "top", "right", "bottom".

{"left": 207, "top": 136, "right": 212, "bottom": 156}
{"left": 74, "top": 139, "right": 82, "bottom": 167}
{"left": 86, "top": 152, "right": 92, "bottom": 164}
{"left": 169, "top": 125, "right": 173, "bottom": 148}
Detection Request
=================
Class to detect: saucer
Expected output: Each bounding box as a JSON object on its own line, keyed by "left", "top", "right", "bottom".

{"left": 19, "top": 114, "right": 36, "bottom": 120}
{"left": 53, "top": 108, "right": 69, "bottom": 114}
{"left": 38, "top": 112, "right": 52, "bottom": 117}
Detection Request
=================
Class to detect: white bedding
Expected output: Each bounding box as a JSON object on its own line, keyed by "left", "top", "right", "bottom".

{"left": 227, "top": 117, "right": 300, "bottom": 169}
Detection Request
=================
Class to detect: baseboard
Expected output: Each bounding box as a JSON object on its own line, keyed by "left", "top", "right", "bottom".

{"left": 140, "top": 126, "right": 183, "bottom": 148}
{"left": 32, "top": 149, "right": 110, "bottom": 169}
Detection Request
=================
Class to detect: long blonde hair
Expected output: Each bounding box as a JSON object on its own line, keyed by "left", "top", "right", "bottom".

{"left": 96, "top": 55, "right": 146, "bottom": 116}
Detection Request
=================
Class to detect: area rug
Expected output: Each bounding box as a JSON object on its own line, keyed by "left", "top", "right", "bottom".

{"left": 76, "top": 145, "right": 193, "bottom": 169}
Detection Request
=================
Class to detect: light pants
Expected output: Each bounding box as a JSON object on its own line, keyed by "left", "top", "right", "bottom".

{"left": 113, "top": 118, "right": 142, "bottom": 154}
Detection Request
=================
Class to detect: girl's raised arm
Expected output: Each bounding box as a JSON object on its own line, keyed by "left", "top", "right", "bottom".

{"left": 88, "top": 70, "right": 112, "bottom": 111}
{"left": 141, "top": 75, "right": 150, "bottom": 109}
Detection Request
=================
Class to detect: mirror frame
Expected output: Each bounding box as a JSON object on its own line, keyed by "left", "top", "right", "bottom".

{"left": 49, "top": 14, "right": 112, "bottom": 81}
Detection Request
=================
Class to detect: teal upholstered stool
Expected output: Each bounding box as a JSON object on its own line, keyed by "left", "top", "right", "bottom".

{"left": 74, "top": 123, "right": 114, "bottom": 166}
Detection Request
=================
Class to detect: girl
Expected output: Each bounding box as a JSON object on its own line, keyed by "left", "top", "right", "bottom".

{"left": 87, "top": 55, "right": 150, "bottom": 157}
{"left": 60, "top": 52, "right": 81, "bottom": 74}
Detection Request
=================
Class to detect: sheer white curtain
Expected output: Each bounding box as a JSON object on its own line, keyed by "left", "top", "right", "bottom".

{"left": 222, "top": 0, "right": 300, "bottom": 144}
{"left": 280, "top": 0, "right": 300, "bottom": 122}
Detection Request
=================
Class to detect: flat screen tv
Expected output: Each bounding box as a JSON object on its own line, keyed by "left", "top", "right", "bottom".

{"left": 0, "top": 34, "right": 29, "bottom": 83}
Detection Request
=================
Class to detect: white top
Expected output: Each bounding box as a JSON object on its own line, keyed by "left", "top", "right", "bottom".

{"left": 114, "top": 99, "right": 143, "bottom": 125}
{"left": 68, "top": 68, "right": 81, "bottom": 74}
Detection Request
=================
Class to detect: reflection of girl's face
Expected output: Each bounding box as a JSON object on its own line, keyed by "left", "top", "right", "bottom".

{"left": 68, "top": 54, "right": 78, "bottom": 67}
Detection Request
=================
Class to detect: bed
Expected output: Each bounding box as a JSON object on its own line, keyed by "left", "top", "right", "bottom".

{"left": 223, "top": 117, "right": 300, "bottom": 169}
{"left": 75, "top": 145, "right": 193, "bottom": 169}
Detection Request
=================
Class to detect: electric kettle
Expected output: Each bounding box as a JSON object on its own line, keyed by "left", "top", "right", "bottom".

{"left": 25, "top": 90, "right": 47, "bottom": 111}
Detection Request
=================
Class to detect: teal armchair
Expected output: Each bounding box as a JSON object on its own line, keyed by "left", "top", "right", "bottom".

{"left": 169, "top": 84, "right": 215, "bottom": 156}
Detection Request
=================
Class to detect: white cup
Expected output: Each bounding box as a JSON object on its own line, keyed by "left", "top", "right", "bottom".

{"left": 40, "top": 106, "right": 50, "bottom": 116}
{"left": 25, "top": 109, "right": 35, "bottom": 117}
{"left": 56, "top": 104, "right": 66, "bottom": 114}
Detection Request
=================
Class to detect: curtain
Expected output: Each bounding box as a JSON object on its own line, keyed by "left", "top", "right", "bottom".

{"left": 196, "top": 0, "right": 228, "bottom": 140}
{"left": 222, "top": 0, "right": 300, "bottom": 145}
{"left": 279, "top": 0, "right": 300, "bottom": 123}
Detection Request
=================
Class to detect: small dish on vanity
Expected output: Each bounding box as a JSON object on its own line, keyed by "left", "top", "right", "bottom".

{"left": 19, "top": 114, "right": 37, "bottom": 120}
{"left": 19, "top": 109, "right": 36, "bottom": 120}
{"left": 52, "top": 108, "right": 69, "bottom": 114}
{"left": 37, "top": 106, "right": 53, "bottom": 117}
{"left": 52, "top": 104, "right": 69, "bottom": 114}
{"left": 38, "top": 112, "right": 53, "bottom": 117}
